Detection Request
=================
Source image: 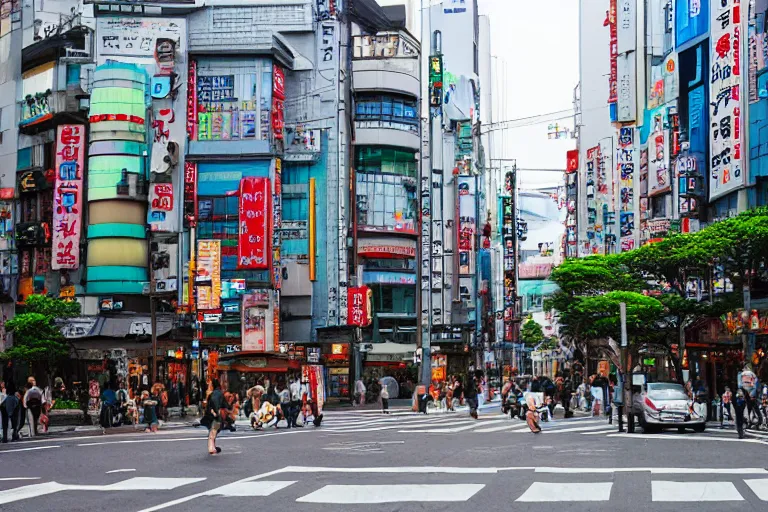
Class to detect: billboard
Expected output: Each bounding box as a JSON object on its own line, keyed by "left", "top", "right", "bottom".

{"left": 52, "top": 125, "right": 85, "bottom": 270}
{"left": 196, "top": 240, "right": 221, "bottom": 310}
{"left": 238, "top": 177, "right": 271, "bottom": 269}
{"left": 347, "top": 286, "right": 373, "bottom": 327}
{"left": 242, "top": 290, "right": 273, "bottom": 352}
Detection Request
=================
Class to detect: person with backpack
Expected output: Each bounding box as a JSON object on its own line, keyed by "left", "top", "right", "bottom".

{"left": 734, "top": 388, "right": 748, "bottom": 439}
{"left": 23, "top": 377, "right": 44, "bottom": 437}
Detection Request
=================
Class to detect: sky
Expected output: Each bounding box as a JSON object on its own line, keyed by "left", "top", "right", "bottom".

{"left": 478, "top": 0, "right": 579, "bottom": 190}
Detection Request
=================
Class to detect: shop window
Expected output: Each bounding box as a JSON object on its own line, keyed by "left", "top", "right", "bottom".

{"left": 651, "top": 195, "right": 668, "bottom": 219}
{"left": 355, "top": 147, "right": 417, "bottom": 177}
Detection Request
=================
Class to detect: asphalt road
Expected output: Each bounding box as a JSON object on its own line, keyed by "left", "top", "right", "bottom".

{"left": 2, "top": 406, "right": 768, "bottom": 512}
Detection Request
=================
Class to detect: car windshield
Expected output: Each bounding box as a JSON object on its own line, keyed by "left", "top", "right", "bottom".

{"left": 647, "top": 384, "right": 688, "bottom": 401}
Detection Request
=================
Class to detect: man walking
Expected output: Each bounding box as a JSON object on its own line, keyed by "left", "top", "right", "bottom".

{"left": 23, "top": 377, "right": 43, "bottom": 437}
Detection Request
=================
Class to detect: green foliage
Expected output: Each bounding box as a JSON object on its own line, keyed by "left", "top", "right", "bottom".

{"left": 1, "top": 295, "right": 81, "bottom": 369}
{"left": 520, "top": 316, "right": 545, "bottom": 347}
{"left": 52, "top": 400, "right": 80, "bottom": 410}
{"left": 547, "top": 207, "right": 768, "bottom": 359}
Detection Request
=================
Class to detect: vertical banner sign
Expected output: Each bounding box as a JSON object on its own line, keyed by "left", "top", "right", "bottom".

{"left": 52, "top": 125, "right": 85, "bottom": 270}
{"left": 272, "top": 65, "right": 285, "bottom": 141}
{"left": 197, "top": 240, "right": 221, "bottom": 310}
{"left": 347, "top": 286, "right": 372, "bottom": 327}
{"left": 709, "top": 0, "right": 744, "bottom": 200}
{"left": 272, "top": 159, "right": 282, "bottom": 289}
{"left": 584, "top": 145, "right": 602, "bottom": 255}
{"left": 617, "top": 52, "right": 637, "bottom": 121}
{"left": 618, "top": 127, "right": 636, "bottom": 252}
{"left": 501, "top": 191, "right": 516, "bottom": 343}
{"left": 242, "top": 291, "right": 271, "bottom": 352}
{"left": 186, "top": 60, "right": 197, "bottom": 141}
{"left": 566, "top": 149, "right": 579, "bottom": 173}
{"left": 648, "top": 109, "right": 672, "bottom": 196}
{"left": 238, "top": 177, "right": 271, "bottom": 269}
{"left": 457, "top": 176, "right": 476, "bottom": 275}
{"left": 183, "top": 161, "right": 197, "bottom": 227}
{"left": 607, "top": 0, "right": 618, "bottom": 105}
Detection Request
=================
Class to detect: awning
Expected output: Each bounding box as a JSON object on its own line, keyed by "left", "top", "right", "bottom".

{"left": 518, "top": 279, "right": 560, "bottom": 297}
{"left": 60, "top": 314, "right": 175, "bottom": 340}
{"left": 365, "top": 342, "right": 416, "bottom": 362}
{"left": 358, "top": 237, "right": 416, "bottom": 258}
{"left": 217, "top": 353, "right": 300, "bottom": 373}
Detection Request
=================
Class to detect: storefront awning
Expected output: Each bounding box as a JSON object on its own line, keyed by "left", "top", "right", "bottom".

{"left": 60, "top": 314, "right": 175, "bottom": 340}
{"left": 365, "top": 342, "right": 416, "bottom": 362}
{"left": 217, "top": 353, "right": 300, "bottom": 373}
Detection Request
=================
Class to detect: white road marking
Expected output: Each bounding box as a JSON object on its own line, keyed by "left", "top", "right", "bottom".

{"left": 0, "top": 445, "right": 60, "bottom": 453}
{"left": 326, "top": 418, "right": 478, "bottom": 433}
{"left": 744, "top": 478, "right": 768, "bottom": 501}
{"left": 321, "top": 416, "right": 460, "bottom": 429}
{"left": 473, "top": 422, "right": 531, "bottom": 433}
{"left": 581, "top": 429, "right": 620, "bottom": 435}
{"left": 203, "top": 481, "right": 296, "bottom": 497}
{"left": 608, "top": 433, "right": 768, "bottom": 444}
{"left": 77, "top": 430, "right": 303, "bottom": 446}
{"left": 137, "top": 468, "right": 288, "bottom": 512}
{"left": 0, "top": 482, "right": 68, "bottom": 505}
{"left": 533, "top": 467, "right": 768, "bottom": 474}
{"left": 401, "top": 419, "right": 508, "bottom": 433}
{"left": 0, "top": 477, "right": 205, "bottom": 505}
{"left": 296, "top": 484, "right": 485, "bottom": 504}
{"left": 651, "top": 481, "right": 743, "bottom": 501}
{"left": 516, "top": 482, "right": 612, "bottom": 502}
{"left": 540, "top": 424, "right": 618, "bottom": 434}
{"left": 0, "top": 477, "right": 41, "bottom": 481}
{"left": 105, "top": 469, "right": 136, "bottom": 474}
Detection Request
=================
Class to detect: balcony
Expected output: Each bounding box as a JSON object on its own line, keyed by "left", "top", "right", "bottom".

{"left": 352, "top": 31, "right": 420, "bottom": 98}
{"left": 354, "top": 96, "right": 420, "bottom": 151}
{"left": 18, "top": 89, "right": 88, "bottom": 135}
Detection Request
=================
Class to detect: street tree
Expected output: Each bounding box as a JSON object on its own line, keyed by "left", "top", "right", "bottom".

{"left": 520, "top": 316, "right": 545, "bottom": 348}
{"left": 1, "top": 294, "right": 81, "bottom": 385}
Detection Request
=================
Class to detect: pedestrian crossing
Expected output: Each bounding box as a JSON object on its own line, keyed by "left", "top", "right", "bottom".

{"left": 5, "top": 470, "right": 768, "bottom": 507}
{"left": 319, "top": 410, "right": 765, "bottom": 441}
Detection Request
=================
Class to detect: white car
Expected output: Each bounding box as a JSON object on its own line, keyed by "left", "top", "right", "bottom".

{"left": 630, "top": 382, "right": 706, "bottom": 433}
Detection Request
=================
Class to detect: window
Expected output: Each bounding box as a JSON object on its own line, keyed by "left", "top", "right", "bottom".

{"left": 355, "top": 95, "right": 419, "bottom": 130}
{"left": 356, "top": 172, "right": 417, "bottom": 231}
{"left": 373, "top": 285, "right": 416, "bottom": 314}
{"left": 355, "top": 147, "right": 418, "bottom": 177}
{"left": 651, "top": 195, "right": 667, "bottom": 218}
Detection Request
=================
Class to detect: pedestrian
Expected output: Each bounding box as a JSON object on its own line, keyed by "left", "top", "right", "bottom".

{"left": 1, "top": 380, "right": 22, "bottom": 442}
{"left": 380, "top": 380, "right": 390, "bottom": 414}
{"left": 289, "top": 377, "right": 302, "bottom": 427}
{"left": 354, "top": 378, "right": 366, "bottom": 407}
{"left": 453, "top": 376, "right": 464, "bottom": 406}
{"left": 201, "top": 379, "right": 227, "bottom": 454}
{"left": 445, "top": 377, "right": 455, "bottom": 411}
{"left": 738, "top": 365, "right": 762, "bottom": 427}
{"left": 278, "top": 383, "right": 291, "bottom": 427}
{"left": 23, "top": 377, "right": 43, "bottom": 437}
{"left": 177, "top": 377, "right": 186, "bottom": 418}
{"left": 466, "top": 374, "right": 480, "bottom": 420}
{"left": 722, "top": 386, "right": 733, "bottom": 427}
{"left": 525, "top": 394, "right": 542, "bottom": 434}
{"left": 734, "top": 388, "right": 747, "bottom": 439}
{"left": 141, "top": 390, "right": 159, "bottom": 433}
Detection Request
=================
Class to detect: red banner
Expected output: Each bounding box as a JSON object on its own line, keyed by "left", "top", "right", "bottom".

{"left": 52, "top": 125, "right": 85, "bottom": 270}
{"left": 273, "top": 64, "right": 286, "bottom": 101}
{"left": 186, "top": 60, "right": 197, "bottom": 140}
{"left": 566, "top": 149, "right": 579, "bottom": 173}
{"left": 238, "top": 177, "right": 271, "bottom": 269}
{"left": 348, "top": 286, "right": 373, "bottom": 327}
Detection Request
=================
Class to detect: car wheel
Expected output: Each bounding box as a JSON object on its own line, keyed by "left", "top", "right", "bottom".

{"left": 639, "top": 414, "right": 655, "bottom": 433}
{"left": 693, "top": 424, "right": 705, "bottom": 433}
{"left": 678, "top": 427, "right": 686, "bottom": 434}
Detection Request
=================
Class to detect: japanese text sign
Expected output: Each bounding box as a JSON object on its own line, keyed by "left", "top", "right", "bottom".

{"left": 238, "top": 177, "right": 271, "bottom": 269}
{"left": 52, "top": 125, "right": 85, "bottom": 270}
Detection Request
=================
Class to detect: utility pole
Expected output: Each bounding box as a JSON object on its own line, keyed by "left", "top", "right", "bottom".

{"left": 618, "top": 301, "right": 627, "bottom": 432}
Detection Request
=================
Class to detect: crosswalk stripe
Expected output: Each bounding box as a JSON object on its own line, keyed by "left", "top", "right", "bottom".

{"left": 651, "top": 481, "right": 743, "bottom": 501}
{"left": 744, "top": 478, "right": 768, "bottom": 501}
{"left": 581, "top": 428, "right": 619, "bottom": 435}
{"left": 540, "top": 424, "right": 619, "bottom": 434}
{"left": 203, "top": 481, "right": 296, "bottom": 497}
{"left": 516, "top": 482, "right": 613, "bottom": 502}
{"left": 474, "top": 423, "right": 532, "bottom": 433}
{"left": 323, "top": 418, "right": 473, "bottom": 432}
{"left": 296, "top": 484, "right": 485, "bottom": 504}
{"left": 400, "top": 419, "right": 509, "bottom": 433}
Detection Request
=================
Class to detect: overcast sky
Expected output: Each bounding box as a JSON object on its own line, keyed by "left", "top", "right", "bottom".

{"left": 479, "top": 0, "right": 578, "bottom": 190}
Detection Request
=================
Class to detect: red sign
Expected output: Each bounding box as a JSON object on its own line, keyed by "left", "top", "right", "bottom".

{"left": 273, "top": 65, "right": 286, "bottom": 101}
{"left": 238, "top": 177, "right": 271, "bottom": 269}
{"left": 183, "top": 161, "right": 197, "bottom": 227}
{"left": 566, "top": 149, "right": 579, "bottom": 173}
{"left": 347, "top": 286, "right": 372, "bottom": 327}
{"left": 606, "top": 0, "right": 617, "bottom": 104}
{"left": 52, "top": 125, "right": 85, "bottom": 270}
{"left": 186, "top": 60, "right": 197, "bottom": 140}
